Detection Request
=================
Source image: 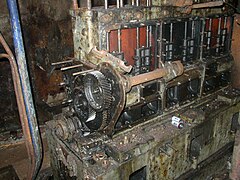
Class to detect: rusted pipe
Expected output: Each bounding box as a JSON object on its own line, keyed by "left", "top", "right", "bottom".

{"left": 129, "top": 68, "right": 167, "bottom": 87}
{"left": 0, "top": 35, "right": 35, "bottom": 179}
{"left": 126, "top": 61, "right": 184, "bottom": 91}
{"left": 6, "top": 0, "right": 43, "bottom": 178}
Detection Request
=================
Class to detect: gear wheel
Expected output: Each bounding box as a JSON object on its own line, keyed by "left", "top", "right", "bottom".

{"left": 83, "top": 71, "right": 112, "bottom": 111}
{"left": 73, "top": 87, "right": 109, "bottom": 131}
{"left": 73, "top": 88, "right": 89, "bottom": 121}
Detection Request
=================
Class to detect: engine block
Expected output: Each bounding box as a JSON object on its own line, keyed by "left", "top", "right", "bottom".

{"left": 46, "top": 0, "right": 240, "bottom": 179}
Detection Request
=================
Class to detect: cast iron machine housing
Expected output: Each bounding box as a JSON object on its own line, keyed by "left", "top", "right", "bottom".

{"left": 46, "top": 0, "right": 240, "bottom": 179}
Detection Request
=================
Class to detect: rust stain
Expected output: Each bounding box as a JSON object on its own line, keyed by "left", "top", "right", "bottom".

{"left": 34, "top": 67, "right": 64, "bottom": 101}
{"left": 232, "top": 14, "right": 240, "bottom": 89}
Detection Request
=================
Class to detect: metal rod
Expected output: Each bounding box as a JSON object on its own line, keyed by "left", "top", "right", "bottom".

{"left": 149, "top": 25, "right": 152, "bottom": 47}
{"left": 118, "top": 29, "right": 121, "bottom": 52}
{"left": 104, "top": 0, "right": 108, "bottom": 9}
{"left": 6, "top": 0, "right": 42, "bottom": 179}
{"left": 170, "top": 23, "right": 173, "bottom": 43}
{"left": 192, "top": 1, "right": 223, "bottom": 9}
{"left": 191, "top": 20, "right": 195, "bottom": 38}
{"left": 120, "top": 0, "right": 123, "bottom": 7}
{"left": 158, "top": 22, "right": 163, "bottom": 67}
{"left": 61, "top": 64, "right": 83, "bottom": 71}
{"left": 222, "top": 16, "right": 227, "bottom": 47}
{"left": 73, "top": 69, "right": 94, "bottom": 76}
{"left": 136, "top": 0, "right": 139, "bottom": 6}
{"left": 0, "top": 33, "right": 38, "bottom": 180}
{"left": 184, "top": 21, "right": 188, "bottom": 40}
{"left": 106, "top": 32, "right": 110, "bottom": 51}
{"left": 216, "top": 17, "right": 222, "bottom": 53}
{"left": 146, "top": 26, "right": 149, "bottom": 47}
{"left": 199, "top": 19, "right": 205, "bottom": 61}
{"left": 136, "top": 27, "right": 140, "bottom": 48}
{"left": 51, "top": 59, "right": 73, "bottom": 66}
{"left": 131, "top": 0, "right": 135, "bottom": 6}
{"left": 117, "top": 0, "right": 120, "bottom": 8}
{"left": 87, "top": 0, "right": 92, "bottom": 9}
{"left": 128, "top": 61, "right": 183, "bottom": 88}
{"left": 147, "top": 0, "right": 150, "bottom": 6}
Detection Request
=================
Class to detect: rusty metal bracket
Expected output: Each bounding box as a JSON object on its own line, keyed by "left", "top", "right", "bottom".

{"left": 0, "top": 32, "right": 42, "bottom": 179}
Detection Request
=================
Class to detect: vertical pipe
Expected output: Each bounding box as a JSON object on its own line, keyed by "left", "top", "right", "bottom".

{"left": 146, "top": 26, "right": 149, "bottom": 47}
{"left": 136, "top": 27, "right": 140, "bottom": 48}
{"left": 216, "top": 17, "right": 221, "bottom": 54}
{"left": 131, "top": 0, "right": 135, "bottom": 6}
{"left": 104, "top": 0, "right": 108, "bottom": 9}
{"left": 117, "top": 29, "right": 121, "bottom": 52}
{"left": 136, "top": 0, "right": 139, "bottom": 6}
{"left": 222, "top": 16, "right": 227, "bottom": 47}
{"left": 6, "top": 0, "right": 42, "bottom": 179}
{"left": 120, "top": 0, "right": 123, "bottom": 7}
{"left": 117, "top": 0, "right": 120, "bottom": 8}
{"left": 87, "top": 0, "right": 92, "bottom": 9}
{"left": 199, "top": 19, "right": 205, "bottom": 61}
{"left": 149, "top": 25, "right": 152, "bottom": 47}
{"left": 106, "top": 32, "right": 110, "bottom": 52}
{"left": 170, "top": 23, "right": 173, "bottom": 43}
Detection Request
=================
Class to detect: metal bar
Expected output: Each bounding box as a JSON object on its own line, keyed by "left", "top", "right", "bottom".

{"left": 230, "top": 130, "right": 240, "bottom": 180}
{"left": 104, "top": 0, "right": 108, "bottom": 9}
{"left": 192, "top": 1, "right": 223, "bottom": 9}
{"left": 170, "top": 23, "right": 173, "bottom": 43}
{"left": 129, "top": 61, "right": 183, "bottom": 87}
{"left": 120, "top": 0, "right": 123, "bottom": 7}
{"left": 51, "top": 59, "right": 73, "bottom": 66}
{"left": 6, "top": 0, "right": 42, "bottom": 179}
{"left": 222, "top": 16, "right": 227, "bottom": 47}
{"left": 136, "top": 27, "right": 140, "bottom": 49}
{"left": 87, "top": 0, "right": 92, "bottom": 9}
{"left": 118, "top": 29, "right": 121, "bottom": 52}
{"left": 117, "top": 0, "right": 120, "bottom": 8}
{"left": 61, "top": 64, "right": 83, "bottom": 71}
{"left": 191, "top": 20, "right": 195, "bottom": 38}
{"left": 199, "top": 19, "right": 205, "bottom": 60}
{"left": 136, "top": 0, "right": 139, "bottom": 6}
{"left": 73, "top": 69, "right": 95, "bottom": 76}
{"left": 146, "top": 26, "right": 149, "bottom": 47}
{"left": 147, "top": 0, "right": 150, "bottom": 6}
{"left": 158, "top": 22, "right": 164, "bottom": 67}
{"left": 216, "top": 17, "right": 222, "bottom": 53}
{"left": 106, "top": 32, "right": 110, "bottom": 51}
{"left": 129, "top": 68, "right": 166, "bottom": 87}
{"left": 131, "top": 0, "right": 135, "bottom": 6}
{"left": 0, "top": 33, "right": 37, "bottom": 180}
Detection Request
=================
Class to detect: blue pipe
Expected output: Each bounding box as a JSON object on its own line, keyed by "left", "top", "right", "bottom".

{"left": 6, "top": 0, "right": 42, "bottom": 179}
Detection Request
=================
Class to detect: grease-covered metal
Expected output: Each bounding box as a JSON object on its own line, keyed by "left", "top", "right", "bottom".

{"left": 46, "top": 0, "right": 239, "bottom": 179}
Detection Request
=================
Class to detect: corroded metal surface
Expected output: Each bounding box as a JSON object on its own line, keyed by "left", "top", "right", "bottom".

{"left": 46, "top": 0, "right": 239, "bottom": 179}
{"left": 230, "top": 130, "right": 240, "bottom": 180}
{"left": 231, "top": 14, "right": 240, "bottom": 90}
{"left": 47, "top": 88, "right": 240, "bottom": 179}
{"left": 0, "top": 33, "right": 38, "bottom": 179}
